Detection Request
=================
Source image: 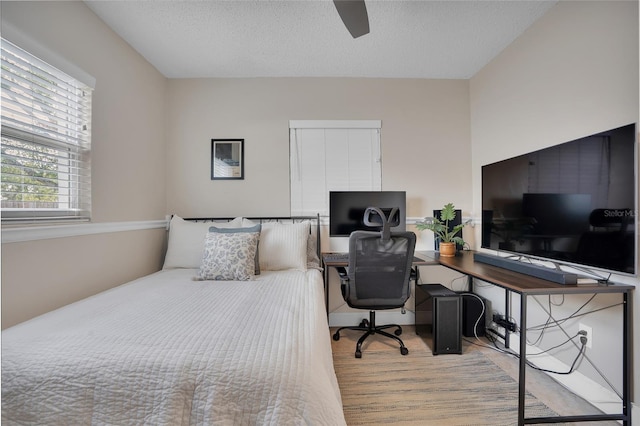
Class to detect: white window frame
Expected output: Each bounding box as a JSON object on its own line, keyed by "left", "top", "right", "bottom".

{"left": 1, "top": 37, "right": 94, "bottom": 223}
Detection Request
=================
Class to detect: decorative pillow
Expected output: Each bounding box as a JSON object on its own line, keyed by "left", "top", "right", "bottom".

{"left": 163, "top": 215, "right": 243, "bottom": 269}
{"left": 210, "top": 224, "right": 261, "bottom": 275}
{"left": 306, "top": 225, "right": 322, "bottom": 270}
{"left": 195, "top": 226, "right": 261, "bottom": 281}
{"left": 258, "top": 221, "right": 310, "bottom": 271}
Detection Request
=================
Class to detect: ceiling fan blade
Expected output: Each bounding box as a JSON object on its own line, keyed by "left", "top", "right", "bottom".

{"left": 333, "top": 0, "right": 370, "bottom": 39}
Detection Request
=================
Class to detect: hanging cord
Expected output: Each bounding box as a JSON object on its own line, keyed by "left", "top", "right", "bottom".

{"left": 527, "top": 294, "right": 596, "bottom": 332}
{"left": 481, "top": 330, "right": 587, "bottom": 375}
{"left": 458, "top": 292, "right": 512, "bottom": 354}
{"left": 527, "top": 332, "right": 586, "bottom": 356}
{"left": 529, "top": 295, "right": 623, "bottom": 398}
{"left": 526, "top": 338, "right": 587, "bottom": 375}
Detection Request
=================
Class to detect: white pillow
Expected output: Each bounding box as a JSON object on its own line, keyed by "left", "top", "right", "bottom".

{"left": 258, "top": 221, "right": 310, "bottom": 271}
{"left": 243, "top": 219, "right": 319, "bottom": 270}
{"left": 195, "top": 227, "right": 260, "bottom": 281}
{"left": 163, "top": 215, "right": 243, "bottom": 269}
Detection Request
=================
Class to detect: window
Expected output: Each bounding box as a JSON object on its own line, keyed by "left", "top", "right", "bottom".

{"left": 289, "top": 120, "right": 382, "bottom": 216}
{"left": 1, "top": 38, "right": 93, "bottom": 222}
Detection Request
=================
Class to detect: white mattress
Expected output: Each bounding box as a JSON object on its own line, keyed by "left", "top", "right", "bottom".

{"left": 2, "top": 269, "right": 346, "bottom": 425}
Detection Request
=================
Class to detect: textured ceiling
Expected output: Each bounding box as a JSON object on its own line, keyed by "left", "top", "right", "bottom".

{"left": 85, "top": 0, "right": 557, "bottom": 79}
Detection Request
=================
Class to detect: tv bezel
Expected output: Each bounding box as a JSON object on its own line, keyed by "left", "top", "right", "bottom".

{"left": 480, "top": 123, "right": 638, "bottom": 277}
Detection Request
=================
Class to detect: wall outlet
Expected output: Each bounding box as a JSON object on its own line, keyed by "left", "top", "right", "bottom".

{"left": 579, "top": 323, "right": 592, "bottom": 348}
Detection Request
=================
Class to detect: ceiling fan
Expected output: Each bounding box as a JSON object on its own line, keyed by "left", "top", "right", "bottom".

{"left": 333, "top": 0, "right": 370, "bottom": 38}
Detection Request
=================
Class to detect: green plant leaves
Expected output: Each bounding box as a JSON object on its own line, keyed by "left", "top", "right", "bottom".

{"left": 415, "top": 203, "right": 467, "bottom": 244}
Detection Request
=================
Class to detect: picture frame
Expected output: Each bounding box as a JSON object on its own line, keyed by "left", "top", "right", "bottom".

{"left": 211, "top": 139, "right": 244, "bottom": 180}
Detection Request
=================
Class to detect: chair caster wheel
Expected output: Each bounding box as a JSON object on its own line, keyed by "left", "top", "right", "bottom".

{"left": 359, "top": 319, "right": 369, "bottom": 328}
{"left": 355, "top": 350, "right": 362, "bottom": 358}
{"left": 400, "top": 347, "right": 409, "bottom": 356}
{"left": 333, "top": 332, "right": 340, "bottom": 341}
{"left": 394, "top": 328, "right": 402, "bottom": 336}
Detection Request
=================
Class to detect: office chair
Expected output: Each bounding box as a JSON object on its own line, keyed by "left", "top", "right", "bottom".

{"left": 332, "top": 206, "right": 417, "bottom": 358}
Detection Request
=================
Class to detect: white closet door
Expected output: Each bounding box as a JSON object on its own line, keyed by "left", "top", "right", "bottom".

{"left": 290, "top": 121, "right": 381, "bottom": 216}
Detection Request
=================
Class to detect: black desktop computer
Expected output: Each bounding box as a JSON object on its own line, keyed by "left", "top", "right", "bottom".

{"left": 415, "top": 283, "right": 462, "bottom": 355}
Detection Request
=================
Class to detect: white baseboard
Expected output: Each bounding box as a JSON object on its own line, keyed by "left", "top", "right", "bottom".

{"left": 528, "top": 347, "right": 622, "bottom": 415}
{"left": 329, "top": 311, "right": 415, "bottom": 327}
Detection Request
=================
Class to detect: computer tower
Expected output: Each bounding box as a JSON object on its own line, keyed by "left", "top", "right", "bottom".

{"left": 415, "top": 284, "right": 462, "bottom": 355}
{"left": 459, "top": 293, "right": 486, "bottom": 337}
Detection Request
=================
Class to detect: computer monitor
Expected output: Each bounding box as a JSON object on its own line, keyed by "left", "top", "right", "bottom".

{"left": 329, "top": 191, "right": 407, "bottom": 237}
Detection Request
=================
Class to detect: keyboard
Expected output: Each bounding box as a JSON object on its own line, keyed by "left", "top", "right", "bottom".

{"left": 323, "top": 253, "right": 349, "bottom": 263}
{"left": 323, "top": 253, "right": 424, "bottom": 263}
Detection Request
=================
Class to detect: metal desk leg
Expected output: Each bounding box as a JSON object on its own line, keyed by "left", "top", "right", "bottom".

{"left": 622, "top": 290, "right": 631, "bottom": 426}
{"left": 518, "top": 294, "right": 527, "bottom": 426}
{"left": 323, "top": 264, "right": 329, "bottom": 316}
{"left": 505, "top": 289, "right": 511, "bottom": 349}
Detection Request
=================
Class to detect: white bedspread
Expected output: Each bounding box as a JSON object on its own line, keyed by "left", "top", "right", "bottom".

{"left": 2, "top": 269, "right": 346, "bottom": 425}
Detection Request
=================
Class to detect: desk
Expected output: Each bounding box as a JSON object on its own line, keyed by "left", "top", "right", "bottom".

{"left": 424, "top": 250, "right": 633, "bottom": 426}
{"left": 323, "top": 250, "right": 633, "bottom": 425}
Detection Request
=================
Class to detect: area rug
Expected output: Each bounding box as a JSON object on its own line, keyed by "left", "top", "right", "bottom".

{"left": 332, "top": 340, "right": 558, "bottom": 425}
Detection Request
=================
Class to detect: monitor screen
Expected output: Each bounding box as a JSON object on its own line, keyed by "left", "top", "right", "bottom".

{"left": 481, "top": 123, "right": 636, "bottom": 275}
{"left": 329, "top": 191, "right": 407, "bottom": 237}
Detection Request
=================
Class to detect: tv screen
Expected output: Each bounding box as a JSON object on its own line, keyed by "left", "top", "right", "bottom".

{"left": 481, "top": 123, "right": 636, "bottom": 275}
{"left": 329, "top": 191, "right": 406, "bottom": 237}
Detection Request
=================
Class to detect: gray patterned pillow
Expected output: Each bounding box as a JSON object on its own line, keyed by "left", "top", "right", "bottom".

{"left": 195, "top": 225, "right": 261, "bottom": 281}
{"left": 209, "top": 224, "right": 261, "bottom": 275}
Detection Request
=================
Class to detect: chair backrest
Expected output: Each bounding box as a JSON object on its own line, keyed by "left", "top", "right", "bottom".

{"left": 344, "top": 207, "right": 417, "bottom": 310}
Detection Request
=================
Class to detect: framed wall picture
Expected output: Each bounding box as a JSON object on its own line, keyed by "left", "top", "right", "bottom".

{"left": 211, "top": 139, "right": 244, "bottom": 180}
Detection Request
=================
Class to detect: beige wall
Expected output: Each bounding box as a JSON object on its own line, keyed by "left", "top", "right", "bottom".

{"left": 1, "top": 1, "right": 168, "bottom": 327}
{"left": 1, "top": 230, "right": 166, "bottom": 327}
{"left": 166, "top": 77, "right": 473, "bottom": 321}
{"left": 166, "top": 78, "right": 472, "bottom": 220}
{"left": 470, "top": 0, "right": 638, "bottom": 404}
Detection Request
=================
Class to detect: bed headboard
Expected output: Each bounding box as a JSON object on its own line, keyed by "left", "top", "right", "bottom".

{"left": 183, "top": 215, "right": 321, "bottom": 259}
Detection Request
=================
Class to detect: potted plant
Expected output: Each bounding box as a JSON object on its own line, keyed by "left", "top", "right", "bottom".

{"left": 416, "top": 203, "right": 468, "bottom": 257}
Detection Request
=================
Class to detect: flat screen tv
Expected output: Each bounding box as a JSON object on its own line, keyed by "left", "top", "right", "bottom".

{"left": 481, "top": 123, "right": 637, "bottom": 275}
{"left": 329, "top": 191, "right": 406, "bottom": 237}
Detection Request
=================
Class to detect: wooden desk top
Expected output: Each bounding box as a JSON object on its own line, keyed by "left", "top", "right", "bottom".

{"left": 323, "top": 250, "right": 633, "bottom": 295}
{"left": 422, "top": 250, "right": 634, "bottom": 296}
{"left": 322, "top": 251, "right": 437, "bottom": 267}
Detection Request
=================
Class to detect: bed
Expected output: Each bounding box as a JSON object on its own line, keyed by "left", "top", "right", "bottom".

{"left": 2, "top": 215, "right": 346, "bottom": 425}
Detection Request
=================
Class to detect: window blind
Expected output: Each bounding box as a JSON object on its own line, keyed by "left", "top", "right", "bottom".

{"left": 290, "top": 121, "right": 381, "bottom": 216}
{"left": 1, "top": 38, "right": 93, "bottom": 222}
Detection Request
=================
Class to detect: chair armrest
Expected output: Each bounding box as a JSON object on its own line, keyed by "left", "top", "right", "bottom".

{"left": 410, "top": 266, "right": 418, "bottom": 282}
{"left": 336, "top": 266, "right": 349, "bottom": 299}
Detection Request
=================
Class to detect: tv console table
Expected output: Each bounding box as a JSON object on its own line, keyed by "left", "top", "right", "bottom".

{"left": 322, "top": 250, "right": 633, "bottom": 425}
{"left": 426, "top": 250, "right": 633, "bottom": 426}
